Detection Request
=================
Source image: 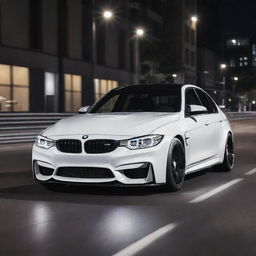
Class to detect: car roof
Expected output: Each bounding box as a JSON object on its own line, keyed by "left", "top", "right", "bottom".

{"left": 115, "top": 84, "right": 184, "bottom": 91}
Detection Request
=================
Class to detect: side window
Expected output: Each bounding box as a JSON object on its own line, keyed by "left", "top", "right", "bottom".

{"left": 206, "top": 94, "right": 218, "bottom": 113}
{"left": 185, "top": 89, "right": 202, "bottom": 106}
{"left": 195, "top": 89, "right": 215, "bottom": 114}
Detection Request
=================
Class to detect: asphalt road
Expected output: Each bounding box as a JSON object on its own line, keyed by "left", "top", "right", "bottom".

{"left": 0, "top": 119, "right": 256, "bottom": 256}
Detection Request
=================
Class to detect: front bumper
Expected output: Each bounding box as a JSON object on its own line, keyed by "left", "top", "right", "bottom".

{"left": 32, "top": 134, "right": 171, "bottom": 185}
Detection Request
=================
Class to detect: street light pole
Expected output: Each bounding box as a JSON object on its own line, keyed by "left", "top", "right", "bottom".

{"left": 222, "top": 75, "right": 226, "bottom": 106}
{"left": 134, "top": 28, "right": 145, "bottom": 84}
{"left": 57, "top": 0, "right": 65, "bottom": 112}
{"left": 91, "top": 0, "right": 96, "bottom": 102}
{"left": 134, "top": 38, "right": 140, "bottom": 84}
{"left": 220, "top": 64, "right": 227, "bottom": 107}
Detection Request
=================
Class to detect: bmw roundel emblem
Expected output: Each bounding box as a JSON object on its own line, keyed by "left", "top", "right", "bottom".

{"left": 82, "top": 135, "right": 89, "bottom": 139}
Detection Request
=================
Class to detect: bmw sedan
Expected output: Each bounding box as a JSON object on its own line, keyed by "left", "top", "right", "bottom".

{"left": 32, "top": 84, "right": 234, "bottom": 191}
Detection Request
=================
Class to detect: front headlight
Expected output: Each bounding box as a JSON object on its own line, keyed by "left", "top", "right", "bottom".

{"left": 120, "top": 135, "right": 164, "bottom": 150}
{"left": 36, "top": 135, "right": 55, "bottom": 149}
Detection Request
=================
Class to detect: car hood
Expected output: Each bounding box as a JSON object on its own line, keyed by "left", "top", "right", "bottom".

{"left": 43, "top": 112, "right": 180, "bottom": 137}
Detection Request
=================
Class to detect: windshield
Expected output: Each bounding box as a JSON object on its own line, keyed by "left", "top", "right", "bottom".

{"left": 89, "top": 85, "right": 181, "bottom": 113}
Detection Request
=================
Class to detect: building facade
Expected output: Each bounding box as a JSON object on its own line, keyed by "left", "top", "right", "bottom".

{"left": 197, "top": 0, "right": 221, "bottom": 103}
{"left": 0, "top": 0, "right": 136, "bottom": 112}
{"left": 162, "top": 0, "right": 198, "bottom": 84}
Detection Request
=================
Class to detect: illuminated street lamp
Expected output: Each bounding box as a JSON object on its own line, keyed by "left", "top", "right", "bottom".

{"left": 231, "top": 39, "right": 237, "bottom": 45}
{"left": 172, "top": 74, "right": 177, "bottom": 78}
{"left": 233, "top": 76, "right": 239, "bottom": 81}
{"left": 135, "top": 28, "right": 145, "bottom": 38}
{"left": 191, "top": 15, "right": 198, "bottom": 23}
{"left": 134, "top": 27, "right": 145, "bottom": 83}
{"left": 219, "top": 64, "right": 227, "bottom": 106}
{"left": 103, "top": 10, "right": 113, "bottom": 20}
{"left": 220, "top": 63, "right": 227, "bottom": 70}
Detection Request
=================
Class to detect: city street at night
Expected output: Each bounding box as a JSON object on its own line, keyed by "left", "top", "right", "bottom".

{"left": 0, "top": 118, "right": 256, "bottom": 256}
{"left": 1, "top": 0, "right": 256, "bottom": 255}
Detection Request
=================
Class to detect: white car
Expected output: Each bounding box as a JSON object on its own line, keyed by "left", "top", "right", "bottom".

{"left": 32, "top": 84, "right": 234, "bottom": 191}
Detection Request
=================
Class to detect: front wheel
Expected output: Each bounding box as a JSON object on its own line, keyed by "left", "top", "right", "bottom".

{"left": 165, "top": 138, "right": 186, "bottom": 192}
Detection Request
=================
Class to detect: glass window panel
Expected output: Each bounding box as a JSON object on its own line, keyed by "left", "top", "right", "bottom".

{"left": 13, "top": 66, "right": 29, "bottom": 86}
{"left": 45, "top": 72, "right": 55, "bottom": 96}
{"left": 101, "top": 80, "right": 108, "bottom": 95}
{"left": 13, "top": 87, "right": 29, "bottom": 111}
{"left": 95, "top": 93, "right": 101, "bottom": 101}
{"left": 0, "top": 86, "right": 10, "bottom": 112}
{"left": 112, "top": 81, "right": 118, "bottom": 88}
{"left": 72, "top": 91, "right": 81, "bottom": 112}
{"left": 94, "top": 79, "right": 100, "bottom": 94}
{"left": 73, "top": 75, "right": 81, "bottom": 92}
{"left": 0, "top": 65, "right": 11, "bottom": 85}
{"left": 65, "top": 74, "right": 72, "bottom": 90}
{"left": 65, "top": 91, "right": 72, "bottom": 112}
{"left": 107, "top": 80, "right": 112, "bottom": 91}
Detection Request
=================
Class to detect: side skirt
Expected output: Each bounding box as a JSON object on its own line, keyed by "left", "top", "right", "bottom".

{"left": 185, "top": 155, "right": 221, "bottom": 174}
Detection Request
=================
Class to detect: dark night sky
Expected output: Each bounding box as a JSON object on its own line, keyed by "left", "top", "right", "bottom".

{"left": 221, "top": 0, "right": 256, "bottom": 36}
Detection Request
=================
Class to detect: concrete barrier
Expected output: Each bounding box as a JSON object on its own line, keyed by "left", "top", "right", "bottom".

{"left": 226, "top": 112, "right": 256, "bottom": 120}
{"left": 0, "top": 112, "right": 255, "bottom": 144}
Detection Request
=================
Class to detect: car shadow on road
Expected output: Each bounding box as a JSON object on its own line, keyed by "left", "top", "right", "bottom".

{"left": 0, "top": 181, "right": 176, "bottom": 206}
{"left": 0, "top": 168, "right": 213, "bottom": 206}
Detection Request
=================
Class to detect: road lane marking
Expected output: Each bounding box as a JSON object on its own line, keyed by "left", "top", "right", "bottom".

{"left": 113, "top": 223, "right": 177, "bottom": 256}
{"left": 189, "top": 179, "right": 243, "bottom": 203}
{"left": 245, "top": 168, "right": 256, "bottom": 176}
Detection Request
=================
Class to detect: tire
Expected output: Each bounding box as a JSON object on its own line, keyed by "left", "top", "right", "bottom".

{"left": 215, "top": 134, "right": 235, "bottom": 172}
{"left": 165, "top": 138, "right": 186, "bottom": 192}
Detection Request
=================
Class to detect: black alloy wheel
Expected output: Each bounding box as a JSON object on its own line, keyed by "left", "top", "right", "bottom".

{"left": 166, "top": 138, "right": 186, "bottom": 192}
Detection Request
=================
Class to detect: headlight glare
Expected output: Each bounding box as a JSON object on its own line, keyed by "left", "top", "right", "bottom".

{"left": 36, "top": 135, "right": 55, "bottom": 149}
{"left": 120, "top": 135, "right": 163, "bottom": 150}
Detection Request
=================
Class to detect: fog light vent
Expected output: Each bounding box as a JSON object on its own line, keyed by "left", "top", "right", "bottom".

{"left": 38, "top": 166, "right": 54, "bottom": 176}
{"left": 123, "top": 165, "right": 149, "bottom": 179}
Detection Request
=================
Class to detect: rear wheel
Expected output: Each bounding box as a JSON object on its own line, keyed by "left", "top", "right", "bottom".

{"left": 165, "top": 138, "right": 186, "bottom": 192}
{"left": 215, "top": 134, "right": 235, "bottom": 171}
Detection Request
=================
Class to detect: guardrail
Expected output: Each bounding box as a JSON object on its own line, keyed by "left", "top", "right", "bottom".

{"left": 225, "top": 112, "right": 256, "bottom": 120}
{"left": 0, "top": 112, "right": 255, "bottom": 144}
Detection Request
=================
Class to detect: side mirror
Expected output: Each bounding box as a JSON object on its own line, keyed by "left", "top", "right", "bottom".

{"left": 186, "top": 104, "right": 207, "bottom": 115}
{"left": 78, "top": 106, "right": 90, "bottom": 114}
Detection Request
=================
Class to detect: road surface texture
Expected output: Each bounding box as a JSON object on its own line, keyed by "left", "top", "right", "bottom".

{"left": 0, "top": 119, "right": 256, "bottom": 256}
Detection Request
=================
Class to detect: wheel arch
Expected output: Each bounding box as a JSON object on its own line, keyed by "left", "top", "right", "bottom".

{"left": 174, "top": 134, "right": 185, "bottom": 149}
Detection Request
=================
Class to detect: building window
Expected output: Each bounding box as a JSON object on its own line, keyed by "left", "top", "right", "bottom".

{"left": 118, "top": 28, "right": 127, "bottom": 69}
{"left": 190, "top": 0, "right": 196, "bottom": 12}
{"left": 185, "top": 25, "right": 190, "bottom": 43}
{"left": 191, "top": 51, "right": 195, "bottom": 66}
{"left": 239, "top": 57, "right": 249, "bottom": 67}
{"left": 226, "top": 38, "right": 249, "bottom": 48}
{"left": 65, "top": 74, "right": 82, "bottom": 112}
{"left": 230, "top": 59, "right": 236, "bottom": 67}
{"left": 185, "top": 0, "right": 190, "bottom": 8}
{"left": 29, "top": 0, "right": 42, "bottom": 50}
{"left": 252, "top": 44, "right": 256, "bottom": 67}
{"left": 185, "top": 48, "right": 190, "bottom": 65}
{"left": 0, "top": 65, "right": 29, "bottom": 112}
{"left": 191, "top": 30, "right": 195, "bottom": 45}
{"left": 94, "top": 79, "right": 118, "bottom": 101}
{"left": 45, "top": 72, "right": 58, "bottom": 112}
{"left": 96, "top": 21, "right": 106, "bottom": 65}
